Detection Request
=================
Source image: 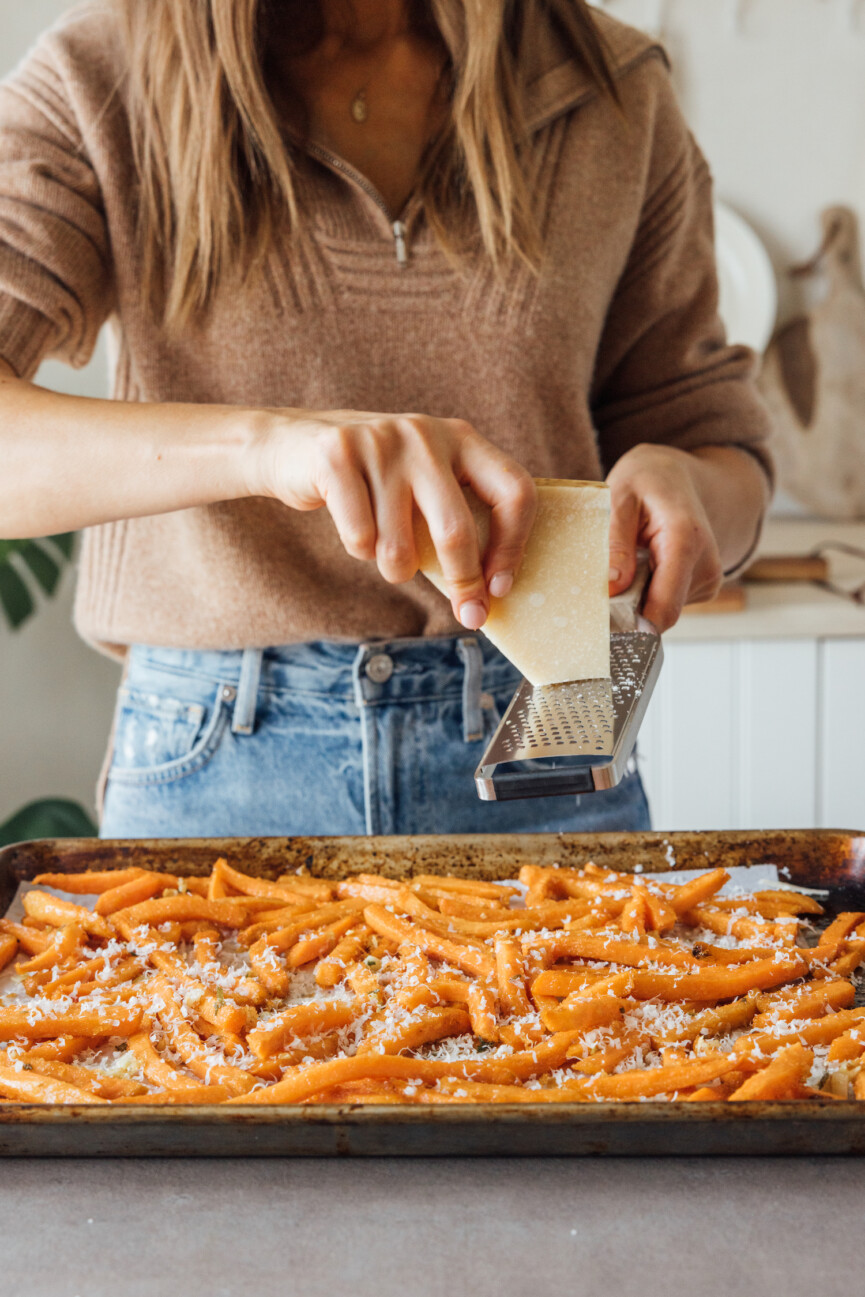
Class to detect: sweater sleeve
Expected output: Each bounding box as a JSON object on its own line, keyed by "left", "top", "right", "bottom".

{"left": 0, "top": 22, "right": 113, "bottom": 379}
{"left": 590, "top": 69, "right": 774, "bottom": 490}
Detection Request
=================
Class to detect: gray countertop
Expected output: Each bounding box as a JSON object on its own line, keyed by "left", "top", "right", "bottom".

{"left": 1, "top": 1157, "right": 860, "bottom": 1297}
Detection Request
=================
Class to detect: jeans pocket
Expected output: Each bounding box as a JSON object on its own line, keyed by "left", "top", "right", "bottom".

{"left": 108, "top": 683, "right": 231, "bottom": 787}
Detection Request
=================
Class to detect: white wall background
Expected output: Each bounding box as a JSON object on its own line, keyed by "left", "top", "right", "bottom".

{"left": 0, "top": 2, "right": 117, "bottom": 826}
{"left": 1, "top": 0, "right": 864, "bottom": 825}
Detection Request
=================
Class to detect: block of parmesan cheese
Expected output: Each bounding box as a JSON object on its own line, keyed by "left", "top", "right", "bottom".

{"left": 415, "top": 478, "right": 610, "bottom": 686}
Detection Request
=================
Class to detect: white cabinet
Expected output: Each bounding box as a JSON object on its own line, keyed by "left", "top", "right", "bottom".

{"left": 637, "top": 520, "right": 865, "bottom": 831}
{"left": 639, "top": 636, "right": 865, "bottom": 831}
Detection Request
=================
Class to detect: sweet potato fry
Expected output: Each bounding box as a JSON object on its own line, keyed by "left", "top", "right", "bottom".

{"left": 524, "top": 931, "right": 700, "bottom": 971}
{"left": 684, "top": 905, "right": 795, "bottom": 945}
{"left": 287, "top": 915, "right": 359, "bottom": 969}
{"left": 811, "top": 913, "right": 865, "bottom": 964}
{"left": 358, "top": 1004, "right": 471, "bottom": 1056}
{"left": 436, "top": 895, "right": 510, "bottom": 920}
{"left": 209, "top": 857, "right": 320, "bottom": 904}
{"left": 128, "top": 1030, "right": 206, "bottom": 1091}
{"left": 654, "top": 997, "right": 759, "bottom": 1046}
{"left": 314, "top": 927, "right": 370, "bottom": 988}
{"left": 32, "top": 868, "right": 147, "bottom": 894}
{"left": 538, "top": 995, "right": 622, "bottom": 1035}
{"left": 0, "top": 1004, "right": 141, "bottom": 1041}
{"left": 494, "top": 937, "right": 531, "bottom": 1017}
{"left": 274, "top": 873, "right": 335, "bottom": 901}
{"left": 829, "top": 941, "right": 865, "bottom": 978}
{"left": 628, "top": 954, "right": 808, "bottom": 1003}
{"left": 113, "top": 896, "right": 250, "bottom": 929}
{"left": 247, "top": 1001, "right": 358, "bottom": 1060}
{"left": 410, "top": 876, "right": 520, "bottom": 900}
{"left": 734, "top": 1008, "right": 865, "bottom": 1062}
{"left": 466, "top": 981, "right": 499, "bottom": 1043}
{"left": 16, "top": 1036, "right": 93, "bottom": 1062}
{"left": 0, "top": 1063, "right": 105, "bottom": 1104}
{"left": 751, "top": 979, "right": 855, "bottom": 1028}
{"left": 22, "top": 891, "right": 114, "bottom": 940}
{"left": 728, "top": 1044, "right": 814, "bottom": 1100}
{"left": 0, "top": 934, "right": 17, "bottom": 973}
{"left": 15, "top": 923, "right": 84, "bottom": 976}
{"left": 0, "top": 920, "right": 48, "bottom": 955}
{"left": 95, "top": 872, "right": 171, "bottom": 916}
{"left": 827, "top": 1028, "right": 865, "bottom": 1064}
{"left": 19, "top": 1056, "right": 146, "bottom": 1100}
{"left": 580, "top": 1054, "right": 740, "bottom": 1100}
{"left": 363, "top": 905, "right": 495, "bottom": 978}
{"left": 666, "top": 868, "right": 730, "bottom": 917}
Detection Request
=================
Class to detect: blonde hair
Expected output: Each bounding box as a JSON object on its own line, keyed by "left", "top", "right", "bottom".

{"left": 118, "top": 0, "right": 618, "bottom": 328}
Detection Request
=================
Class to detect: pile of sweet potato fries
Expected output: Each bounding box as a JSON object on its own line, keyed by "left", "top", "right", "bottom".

{"left": 0, "top": 857, "right": 862, "bottom": 1104}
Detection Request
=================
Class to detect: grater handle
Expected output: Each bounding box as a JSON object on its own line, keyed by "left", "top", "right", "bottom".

{"left": 610, "top": 549, "right": 653, "bottom": 633}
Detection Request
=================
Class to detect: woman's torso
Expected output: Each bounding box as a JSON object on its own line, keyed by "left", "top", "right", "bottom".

{"left": 0, "top": 6, "right": 700, "bottom": 654}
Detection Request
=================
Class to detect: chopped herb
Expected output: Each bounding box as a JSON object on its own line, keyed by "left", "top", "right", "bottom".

{"left": 215, "top": 989, "right": 225, "bottom": 1008}
{"left": 364, "top": 956, "right": 381, "bottom": 971}
{"left": 22, "top": 1064, "right": 33, "bottom": 1072}
{"left": 475, "top": 1040, "right": 494, "bottom": 1053}
{"left": 115, "top": 1042, "right": 128, "bottom": 1053}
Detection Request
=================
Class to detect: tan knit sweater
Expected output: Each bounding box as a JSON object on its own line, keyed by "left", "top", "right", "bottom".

{"left": 0, "top": 4, "right": 772, "bottom": 657}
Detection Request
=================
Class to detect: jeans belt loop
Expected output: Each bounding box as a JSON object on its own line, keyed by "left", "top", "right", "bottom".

{"left": 231, "top": 648, "right": 264, "bottom": 736}
{"left": 457, "top": 636, "right": 484, "bottom": 743}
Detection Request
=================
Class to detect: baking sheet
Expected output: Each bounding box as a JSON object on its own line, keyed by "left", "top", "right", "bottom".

{"left": 0, "top": 831, "right": 863, "bottom": 1157}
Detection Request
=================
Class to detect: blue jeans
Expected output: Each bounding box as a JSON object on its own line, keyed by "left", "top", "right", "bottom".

{"left": 100, "top": 637, "right": 651, "bottom": 838}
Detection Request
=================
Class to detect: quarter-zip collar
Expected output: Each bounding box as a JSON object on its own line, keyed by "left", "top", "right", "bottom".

{"left": 287, "top": 10, "right": 666, "bottom": 265}
{"left": 521, "top": 9, "right": 667, "bottom": 134}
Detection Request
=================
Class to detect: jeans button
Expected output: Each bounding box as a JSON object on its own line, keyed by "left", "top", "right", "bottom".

{"left": 365, "top": 653, "right": 394, "bottom": 684}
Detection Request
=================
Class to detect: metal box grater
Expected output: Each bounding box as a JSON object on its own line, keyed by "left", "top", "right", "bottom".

{"left": 475, "top": 557, "right": 662, "bottom": 801}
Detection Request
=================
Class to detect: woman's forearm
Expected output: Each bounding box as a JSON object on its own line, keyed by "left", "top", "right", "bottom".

{"left": 687, "top": 444, "right": 771, "bottom": 574}
{"left": 0, "top": 363, "right": 260, "bottom": 537}
{"left": 0, "top": 361, "right": 537, "bottom": 628}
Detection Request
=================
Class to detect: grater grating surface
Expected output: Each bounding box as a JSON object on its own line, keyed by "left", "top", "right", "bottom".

{"left": 475, "top": 552, "right": 662, "bottom": 802}
{"left": 487, "top": 632, "right": 658, "bottom": 763}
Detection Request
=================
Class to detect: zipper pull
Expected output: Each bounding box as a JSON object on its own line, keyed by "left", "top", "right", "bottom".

{"left": 392, "top": 220, "right": 408, "bottom": 268}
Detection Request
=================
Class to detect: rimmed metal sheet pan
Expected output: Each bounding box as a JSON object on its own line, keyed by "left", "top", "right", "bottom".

{"left": 1, "top": 830, "right": 864, "bottom": 1157}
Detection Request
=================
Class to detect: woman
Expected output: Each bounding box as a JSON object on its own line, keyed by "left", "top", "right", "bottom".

{"left": 0, "top": 0, "right": 771, "bottom": 838}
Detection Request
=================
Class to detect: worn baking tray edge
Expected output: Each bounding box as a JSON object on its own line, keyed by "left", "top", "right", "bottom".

{"left": 1, "top": 830, "right": 864, "bottom": 1157}
{"left": 2, "top": 1101, "right": 865, "bottom": 1157}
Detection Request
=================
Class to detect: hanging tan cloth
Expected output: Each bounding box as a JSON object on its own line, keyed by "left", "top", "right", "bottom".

{"left": 760, "top": 206, "right": 865, "bottom": 519}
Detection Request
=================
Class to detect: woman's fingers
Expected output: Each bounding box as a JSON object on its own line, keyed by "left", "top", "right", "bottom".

{"left": 304, "top": 412, "right": 535, "bottom": 624}
{"left": 412, "top": 471, "right": 488, "bottom": 629}
{"left": 457, "top": 435, "right": 537, "bottom": 598}
{"left": 370, "top": 480, "right": 418, "bottom": 585}
{"left": 607, "top": 485, "right": 641, "bottom": 597}
{"left": 643, "top": 519, "right": 714, "bottom": 632}
{"left": 319, "top": 463, "right": 378, "bottom": 563}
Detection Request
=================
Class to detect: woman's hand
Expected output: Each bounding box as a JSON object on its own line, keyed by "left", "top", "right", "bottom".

{"left": 606, "top": 444, "right": 731, "bottom": 631}
{"left": 254, "top": 409, "right": 537, "bottom": 630}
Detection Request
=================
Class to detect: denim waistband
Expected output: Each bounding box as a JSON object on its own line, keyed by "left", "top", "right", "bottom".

{"left": 129, "top": 636, "right": 521, "bottom": 706}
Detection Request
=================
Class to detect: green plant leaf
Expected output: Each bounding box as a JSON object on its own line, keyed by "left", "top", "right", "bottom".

{"left": 17, "top": 539, "right": 61, "bottom": 596}
{"left": 0, "top": 533, "right": 77, "bottom": 629}
{"left": 49, "top": 532, "right": 76, "bottom": 559}
{"left": 0, "top": 562, "right": 35, "bottom": 629}
{"left": 0, "top": 798, "right": 98, "bottom": 849}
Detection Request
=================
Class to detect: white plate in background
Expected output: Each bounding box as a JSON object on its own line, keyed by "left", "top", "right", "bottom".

{"left": 714, "top": 200, "right": 778, "bottom": 353}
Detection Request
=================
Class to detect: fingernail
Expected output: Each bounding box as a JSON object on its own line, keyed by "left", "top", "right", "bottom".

{"left": 489, "top": 571, "right": 514, "bottom": 599}
{"left": 609, "top": 566, "right": 622, "bottom": 586}
{"left": 459, "top": 601, "right": 487, "bottom": 630}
